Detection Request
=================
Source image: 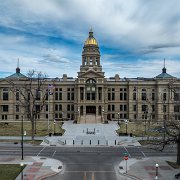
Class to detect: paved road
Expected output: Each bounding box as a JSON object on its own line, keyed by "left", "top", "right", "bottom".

{"left": 0, "top": 144, "right": 177, "bottom": 180}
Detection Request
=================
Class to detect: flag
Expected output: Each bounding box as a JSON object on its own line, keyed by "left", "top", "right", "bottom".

{"left": 48, "top": 84, "right": 55, "bottom": 95}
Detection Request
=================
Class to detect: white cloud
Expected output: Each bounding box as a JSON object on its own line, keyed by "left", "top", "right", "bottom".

{"left": 0, "top": 0, "right": 180, "bottom": 78}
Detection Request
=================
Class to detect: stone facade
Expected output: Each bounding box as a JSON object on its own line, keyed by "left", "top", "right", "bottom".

{"left": 0, "top": 29, "right": 180, "bottom": 123}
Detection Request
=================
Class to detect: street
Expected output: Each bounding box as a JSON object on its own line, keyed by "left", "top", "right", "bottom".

{"left": 0, "top": 144, "right": 177, "bottom": 180}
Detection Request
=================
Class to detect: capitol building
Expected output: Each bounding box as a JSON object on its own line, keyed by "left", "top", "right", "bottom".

{"left": 0, "top": 29, "right": 180, "bottom": 123}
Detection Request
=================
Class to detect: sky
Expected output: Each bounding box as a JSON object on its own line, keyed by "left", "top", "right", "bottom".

{"left": 0, "top": 0, "right": 180, "bottom": 78}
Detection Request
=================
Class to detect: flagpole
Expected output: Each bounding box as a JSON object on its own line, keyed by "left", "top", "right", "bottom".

{"left": 48, "top": 92, "right": 50, "bottom": 135}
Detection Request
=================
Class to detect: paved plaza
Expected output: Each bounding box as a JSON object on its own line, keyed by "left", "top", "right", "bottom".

{"left": 41, "top": 121, "right": 141, "bottom": 147}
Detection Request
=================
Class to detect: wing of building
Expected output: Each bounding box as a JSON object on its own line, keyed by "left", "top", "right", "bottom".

{"left": 0, "top": 29, "right": 180, "bottom": 123}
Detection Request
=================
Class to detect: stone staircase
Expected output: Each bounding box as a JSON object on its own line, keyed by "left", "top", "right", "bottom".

{"left": 80, "top": 115, "right": 102, "bottom": 124}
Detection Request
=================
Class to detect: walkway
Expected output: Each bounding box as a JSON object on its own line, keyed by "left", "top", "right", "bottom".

{"left": 0, "top": 156, "right": 62, "bottom": 180}
{"left": 42, "top": 121, "right": 140, "bottom": 147}
{"left": 119, "top": 156, "right": 179, "bottom": 180}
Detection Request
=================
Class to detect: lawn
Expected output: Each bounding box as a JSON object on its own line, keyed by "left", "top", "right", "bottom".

{"left": 116, "top": 121, "right": 164, "bottom": 137}
{"left": 0, "top": 164, "right": 25, "bottom": 180}
{"left": 0, "top": 121, "right": 65, "bottom": 137}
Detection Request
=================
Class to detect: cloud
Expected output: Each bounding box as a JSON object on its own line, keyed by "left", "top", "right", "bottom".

{"left": 0, "top": 0, "right": 180, "bottom": 78}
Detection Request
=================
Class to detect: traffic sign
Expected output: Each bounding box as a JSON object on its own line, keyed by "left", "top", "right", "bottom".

{"left": 124, "top": 156, "right": 128, "bottom": 160}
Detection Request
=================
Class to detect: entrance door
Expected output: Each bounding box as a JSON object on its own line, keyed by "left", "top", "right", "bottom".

{"left": 86, "top": 106, "right": 96, "bottom": 114}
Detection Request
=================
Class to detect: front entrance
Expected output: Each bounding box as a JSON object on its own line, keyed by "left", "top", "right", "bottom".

{"left": 86, "top": 106, "right": 96, "bottom": 114}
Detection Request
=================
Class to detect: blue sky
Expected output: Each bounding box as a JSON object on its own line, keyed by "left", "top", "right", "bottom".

{"left": 0, "top": 0, "right": 180, "bottom": 78}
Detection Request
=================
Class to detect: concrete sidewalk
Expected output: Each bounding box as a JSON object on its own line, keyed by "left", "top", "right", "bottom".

{"left": 119, "top": 156, "right": 179, "bottom": 180}
{"left": 0, "top": 156, "right": 63, "bottom": 180}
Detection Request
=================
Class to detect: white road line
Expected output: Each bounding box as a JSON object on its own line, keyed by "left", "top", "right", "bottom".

{"left": 141, "top": 151, "right": 147, "bottom": 158}
{"left": 52, "top": 150, "right": 56, "bottom": 157}
{"left": 37, "top": 146, "right": 46, "bottom": 156}
{"left": 123, "top": 146, "right": 131, "bottom": 158}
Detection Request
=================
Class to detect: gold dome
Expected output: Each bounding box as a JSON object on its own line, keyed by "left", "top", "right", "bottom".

{"left": 85, "top": 38, "right": 98, "bottom": 45}
{"left": 84, "top": 29, "right": 98, "bottom": 46}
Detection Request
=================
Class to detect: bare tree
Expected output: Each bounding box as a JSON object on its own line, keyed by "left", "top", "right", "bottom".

{"left": 7, "top": 70, "right": 49, "bottom": 140}
{"left": 151, "top": 80, "right": 180, "bottom": 165}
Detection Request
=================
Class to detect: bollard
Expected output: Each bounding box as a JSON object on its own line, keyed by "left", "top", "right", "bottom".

{"left": 98, "top": 140, "right": 99, "bottom": 145}
{"left": 90, "top": 140, "right": 91, "bottom": 145}
{"left": 81, "top": 140, "right": 83, "bottom": 145}
{"left": 115, "top": 140, "right": 116, "bottom": 145}
{"left": 65, "top": 140, "right": 66, "bottom": 144}
{"left": 73, "top": 140, "right": 74, "bottom": 145}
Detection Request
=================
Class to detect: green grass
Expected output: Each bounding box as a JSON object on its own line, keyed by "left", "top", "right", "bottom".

{"left": 0, "top": 121, "right": 65, "bottom": 137}
{"left": 0, "top": 164, "right": 25, "bottom": 180}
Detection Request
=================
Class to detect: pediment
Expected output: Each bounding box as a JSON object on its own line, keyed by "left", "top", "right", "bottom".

{"left": 78, "top": 70, "right": 104, "bottom": 78}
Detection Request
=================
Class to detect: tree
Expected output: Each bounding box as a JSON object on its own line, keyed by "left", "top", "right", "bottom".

{"left": 7, "top": 70, "right": 49, "bottom": 140}
{"left": 150, "top": 80, "right": 180, "bottom": 165}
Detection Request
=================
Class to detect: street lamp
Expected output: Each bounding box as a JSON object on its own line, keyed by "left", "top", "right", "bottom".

{"left": 21, "top": 116, "right": 24, "bottom": 160}
{"left": 118, "top": 113, "right": 120, "bottom": 125}
{"left": 20, "top": 163, "right": 24, "bottom": 180}
{"left": 53, "top": 119, "right": 56, "bottom": 135}
{"left": 125, "top": 120, "right": 128, "bottom": 135}
{"left": 155, "top": 163, "right": 159, "bottom": 179}
{"left": 102, "top": 107, "right": 104, "bottom": 122}
{"left": 143, "top": 108, "right": 148, "bottom": 134}
{"left": 62, "top": 111, "right": 64, "bottom": 122}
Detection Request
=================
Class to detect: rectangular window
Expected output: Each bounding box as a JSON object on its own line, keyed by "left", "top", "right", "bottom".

{"left": 3, "top": 92, "right": 8, "bottom": 100}
{"left": 55, "top": 104, "right": 58, "bottom": 111}
{"left": 142, "top": 93, "right": 146, "bottom": 101}
{"left": 108, "top": 93, "right": 111, "bottom": 100}
{"left": 2, "top": 115, "right": 7, "bottom": 120}
{"left": 120, "top": 105, "right": 123, "bottom": 111}
{"left": 124, "top": 105, "right": 127, "bottom": 111}
{"left": 67, "top": 104, "right": 70, "bottom": 111}
{"left": 142, "top": 105, "right": 148, "bottom": 112}
{"left": 174, "top": 105, "right": 180, "bottom": 112}
{"left": 16, "top": 92, "right": 19, "bottom": 101}
{"left": 92, "top": 93, "right": 95, "bottom": 100}
{"left": 120, "top": 93, "right": 123, "bottom": 100}
{"left": 163, "top": 93, "right": 167, "bottom": 101}
{"left": 59, "top": 93, "right": 62, "bottom": 100}
{"left": 112, "top": 105, "right": 115, "bottom": 111}
{"left": 55, "top": 92, "right": 58, "bottom": 100}
{"left": 80, "top": 93, "right": 84, "bottom": 100}
{"left": 2, "top": 105, "right": 8, "bottom": 112}
{"left": 152, "top": 93, "right": 155, "bottom": 101}
{"left": 71, "top": 104, "right": 74, "bottom": 111}
{"left": 67, "top": 93, "right": 70, "bottom": 100}
{"left": 152, "top": 105, "right": 155, "bottom": 112}
{"left": 112, "top": 93, "right": 115, "bottom": 100}
{"left": 16, "top": 105, "right": 19, "bottom": 112}
{"left": 16, "top": 115, "right": 19, "bottom": 120}
{"left": 87, "top": 93, "right": 90, "bottom": 100}
{"left": 124, "top": 93, "right": 127, "bottom": 100}
{"left": 71, "top": 93, "right": 74, "bottom": 100}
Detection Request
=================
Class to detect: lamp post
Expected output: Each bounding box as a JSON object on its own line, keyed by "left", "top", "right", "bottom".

{"left": 155, "top": 163, "right": 159, "bottom": 179}
{"left": 53, "top": 119, "right": 56, "bottom": 135}
{"left": 118, "top": 113, "right": 120, "bottom": 125}
{"left": 20, "top": 163, "right": 24, "bottom": 180}
{"left": 144, "top": 111, "right": 147, "bottom": 134}
{"left": 21, "top": 116, "right": 24, "bottom": 160}
{"left": 125, "top": 120, "right": 128, "bottom": 135}
{"left": 102, "top": 108, "right": 104, "bottom": 122}
{"left": 62, "top": 111, "right": 64, "bottom": 122}
{"left": 77, "top": 107, "right": 80, "bottom": 123}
